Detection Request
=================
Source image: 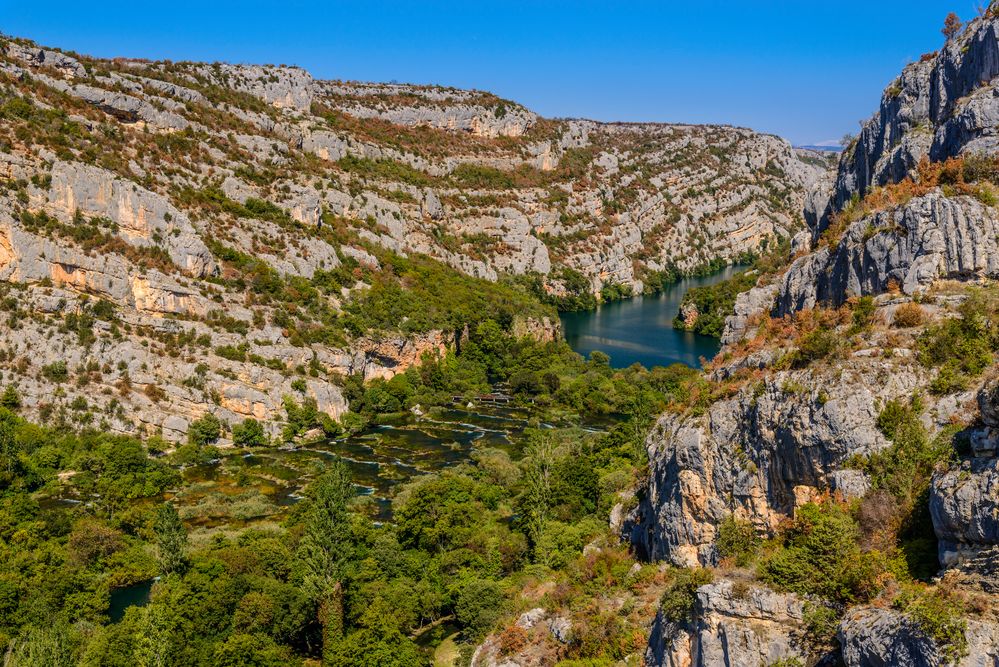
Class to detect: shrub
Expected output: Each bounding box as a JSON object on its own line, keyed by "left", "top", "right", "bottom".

{"left": 758, "top": 502, "right": 884, "bottom": 603}
{"left": 659, "top": 568, "right": 714, "bottom": 623}
{"left": 894, "top": 585, "right": 968, "bottom": 664}
{"left": 232, "top": 418, "right": 267, "bottom": 447}
{"left": 188, "top": 413, "right": 223, "bottom": 446}
{"left": 0, "top": 385, "right": 20, "bottom": 410}
{"left": 876, "top": 398, "right": 920, "bottom": 440}
{"left": 794, "top": 329, "right": 839, "bottom": 366}
{"left": 893, "top": 302, "right": 925, "bottom": 328}
{"left": 916, "top": 293, "right": 996, "bottom": 392}
{"left": 450, "top": 163, "right": 516, "bottom": 189}
{"left": 850, "top": 296, "right": 877, "bottom": 331}
{"left": 803, "top": 602, "right": 840, "bottom": 648}
{"left": 143, "top": 383, "right": 166, "bottom": 403}
{"left": 40, "top": 361, "right": 69, "bottom": 383}
{"left": 716, "top": 516, "right": 760, "bottom": 566}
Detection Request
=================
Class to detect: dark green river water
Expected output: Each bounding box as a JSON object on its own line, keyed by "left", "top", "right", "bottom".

{"left": 559, "top": 266, "right": 741, "bottom": 369}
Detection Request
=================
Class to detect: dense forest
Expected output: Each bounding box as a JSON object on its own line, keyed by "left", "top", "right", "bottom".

{"left": 0, "top": 301, "right": 699, "bottom": 665}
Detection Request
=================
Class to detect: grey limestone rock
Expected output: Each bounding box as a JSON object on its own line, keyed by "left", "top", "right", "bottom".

{"left": 46, "top": 160, "right": 217, "bottom": 277}
{"left": 4, "top": 41, "right": 87, "bottom": 78}
{"left": 840, "top": 607, "right": 999, "bottom": 667}
{"left": 627, "top": 357, "right": 923, "bottom": 566}
{"left": 774, "top": 192, "right": 999, "bottom": 317}
{"left": 646, "top": 580, "right": 813, "bottom": 667}
{"left": 931, "top": 456, "right": 999, "bottom": 568}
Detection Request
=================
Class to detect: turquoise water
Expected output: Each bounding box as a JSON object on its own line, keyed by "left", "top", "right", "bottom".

{"left": 559, "top": 267, "right": 741, "bottom": 369}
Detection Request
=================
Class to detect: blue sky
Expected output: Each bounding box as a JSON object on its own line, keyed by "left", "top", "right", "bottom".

{"left": 0, "top": 1, "right": 979, "bottom": 145}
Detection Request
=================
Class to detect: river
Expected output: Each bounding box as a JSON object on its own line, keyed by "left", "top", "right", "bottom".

{"left": 105, "top": 267, "right": 741, "bottom": 621}
{"left": 165, "top": 268, "right": 741, "bottom": 531}
{"left": 559, "top": 266, "right": 741, "bottom": 369}
{"left": 105, "top": 267, "right": 738, "bottom": 619}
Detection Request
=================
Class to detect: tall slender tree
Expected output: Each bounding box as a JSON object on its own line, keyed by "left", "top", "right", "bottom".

{"left": 522, "top": 435, "right": 556, "bottom": 563}
{"left": 295, "top": 461, "right": 355, "bottom": 657}
{"left": 153, "top": 503, "right": 188, "bottom": 576}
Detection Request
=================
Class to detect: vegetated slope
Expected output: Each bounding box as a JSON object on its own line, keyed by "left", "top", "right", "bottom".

{"left": 624, "top": 8, "right": 999, "bottom": 667}
{"left": 0, "top": 34, "right": 830, "bottom": 444}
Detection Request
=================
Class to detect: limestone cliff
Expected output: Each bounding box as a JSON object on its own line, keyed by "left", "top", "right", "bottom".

{"left": 0, "top": 33, "right": 827, "bottom": 443}
{"left": 634, "top": 11, "right": 999, "bottom": 667}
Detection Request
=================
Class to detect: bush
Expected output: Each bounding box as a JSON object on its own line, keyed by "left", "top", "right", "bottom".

{"left": 876, "top": 398, "right": 920, "bottom": 440}
{"left": 40, "top": 361, "right": 69, "bottom": 383}
{"left": 188, "top": 413, "right": 223, "bottom": 446}
{"left": 803, "top": 602, "right": 840, "bottom": 648}
{"left": 758, "top": 502, "right": 884, "bottom": 603}
{"left": 716, "top": 516, "right": 760, "bottom": 566}
{"left": 0, "top": 385, "right": 20, "bottom": 410}
{"left": 659, "top": 568, "right": 714, "bottom": 623}
{"left": 893, "top": 302, "right": 925, "bottom": 328}
{"left": 850, "top": 296, "right": 877, "bottom": 331}
{"left": 232, "top": 418, "right": 267, "bottom": 447}
{"left": 917, "top": 292, "right": 997, "bottom": 393}
{"left": 894, "top": 585, "right": 968, "bottom": 664}
{"left": 794, "top": 329, "right": 839, "bottom": 366}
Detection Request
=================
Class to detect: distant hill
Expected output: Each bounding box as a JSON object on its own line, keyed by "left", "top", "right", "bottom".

{"left": 794, "top": 144, "right": 844, "bottom": 152}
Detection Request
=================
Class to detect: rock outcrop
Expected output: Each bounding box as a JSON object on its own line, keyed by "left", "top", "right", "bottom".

{"left": 774, "top": 191, "right": 999, "bottom": 316}
{"left": 931, "top": 456, "right": 999, "bottom": 568}
{"left": 627, "top": 353, "right": 922, "bottom": 566}
{"left": 646, "top": 581, "right": 815, "bottom": 667}
{"left": 832, "top": 15, "right": 999, "bottom": 214}
{"left": 930, "top": 378, "right": 999, "bottom": 592}
{"left": 840, "top": 607, "right": 999, "bottom": 667}
{"left": 46, "top": 160, "right": 217, "bottom": 277}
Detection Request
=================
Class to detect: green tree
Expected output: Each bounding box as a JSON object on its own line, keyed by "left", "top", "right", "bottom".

{"left": 1, "top": 385, "right": 21, "bottom": 410}
{"left": 395, "top": 473, "right": 481, "bottom": 552}
{"left": 6, "top": 623, "right": 74, "bottom": 667}
{"left": 232, "top": 418, "right": 267, "bottom": 447}
{"left": 153, "top": 503, "right": 188, "bottom": 576}
{"left": 295, "top": 461, "right": 355, "bottom": 656}
{"left": 187, "top": 413, "right": 222, "bottom": 446}
{"left": 213, "top": 633, "right": 293, "bottom": 667}
{"left": 454, "top": 579, "right": 505, "bottom": 637}
{"left": 521, "top": 436, "right": 556, "bottom": 561}
{"left": 324, "top": 628, "right": 427, "bottom": 667}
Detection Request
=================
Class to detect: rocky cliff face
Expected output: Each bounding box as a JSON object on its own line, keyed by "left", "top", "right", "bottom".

{"left": 628, "top": 322, "right": 936, "bottom": 567}
{"left": 635, "top": 11, "right": 999, "bottom": 667}
{"left": 0, "top": 34, "right": 828, "bottom": 443}
{"left": 0, "top": 35, "right": 828, "bottom": 296}
{"left": 646, "top": 581, "right": 816, "bottom": 667}
{"left": 774, "top": 191, "right": 999, "bottom": 318}
{"left": 828, "top": 15, "right": 999, "bottom": 221}
{"left": 931, "top": 376, "right": 999, "bottom": 577}
{"left": 839, "top": 606, "right": 999, "bottom": 667}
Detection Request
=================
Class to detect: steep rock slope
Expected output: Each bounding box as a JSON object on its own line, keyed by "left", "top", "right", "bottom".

{"left": 633, "top": 11, "right": 999, "bottom": 667}
{"left": 0, "top": 35, "right": 827, "bottom": 442}
{"left": 827, "top": 14, "right": 999, "bottom": 220}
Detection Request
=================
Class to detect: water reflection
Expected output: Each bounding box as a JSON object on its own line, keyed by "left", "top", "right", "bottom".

{"left": 559, "top": 267, "right": 742, "bottom": 369}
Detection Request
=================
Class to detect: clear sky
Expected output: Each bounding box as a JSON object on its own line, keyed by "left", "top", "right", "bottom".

{"left": 0, "top": 0, "right": 979, "bottom": 145}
